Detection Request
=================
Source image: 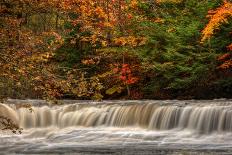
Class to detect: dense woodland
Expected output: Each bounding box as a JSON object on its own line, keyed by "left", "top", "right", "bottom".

{"left": 0, "top": 0, "right": 232, "bottom": 101}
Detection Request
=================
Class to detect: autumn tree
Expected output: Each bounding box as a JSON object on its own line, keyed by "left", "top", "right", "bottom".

{"left": 1, "top": 0, "right": 231, "bottom": 102}
{"left": 0, "top": 0, "right": 104, "bottom": 100}
{"left": 201, "top": 0, "right": 232, "bottom": 70}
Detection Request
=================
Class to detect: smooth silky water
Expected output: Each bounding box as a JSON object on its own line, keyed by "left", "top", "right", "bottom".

{"left": 1, "top": 100, "right": 232, "bottom": 155}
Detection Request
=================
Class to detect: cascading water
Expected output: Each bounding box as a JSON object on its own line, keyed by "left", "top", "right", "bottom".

{"left": 8, "top": 101, "right": 232, "bottom": 133}
{"left": 1, "top": 100, "right": 232, "bottom": 154}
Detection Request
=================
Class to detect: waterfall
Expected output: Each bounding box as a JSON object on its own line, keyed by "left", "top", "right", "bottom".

{"left": 1, "top": 101, "right": 232, "bottom": 134}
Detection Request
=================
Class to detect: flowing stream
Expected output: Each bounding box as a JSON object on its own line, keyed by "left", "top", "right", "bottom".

{"left": 1, "top": 100, "right": 232, "bottom": 154}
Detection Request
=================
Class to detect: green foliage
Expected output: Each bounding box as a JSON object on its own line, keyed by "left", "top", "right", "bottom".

{"left": 129, "top": 0, "right": 225, "bottom": 98}
{"left": 106, "top": 86, "right": 123, "bottom": 95}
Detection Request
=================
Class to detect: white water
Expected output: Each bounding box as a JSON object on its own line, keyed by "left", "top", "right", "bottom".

{"left": 1, "top": 100, "right": 232, "bottom": 154}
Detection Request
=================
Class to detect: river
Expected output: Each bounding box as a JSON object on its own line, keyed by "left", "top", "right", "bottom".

{"left": 0, "top": 99, "right": 232, "bottom": 154}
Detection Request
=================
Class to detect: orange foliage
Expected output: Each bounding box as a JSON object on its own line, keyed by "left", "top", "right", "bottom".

{"left": 217, "top": 53, "right": 232, "bottom": 69}
{"left": 201, "top": 1, "right": 232, "bottom": 42}
{"left": 201, "top": 1, "right": 232, "bottom": 70}
{"left": 0, "top": 0, "right": 145, "bottom": 100}
{"left": 217, "top": 53, "right": 231, "bottom": 61}
{"left": 218, "top": 60, "right": 232, "bottom": 69}
{"left": 59, "top": 0, "right": 145, "bottom": 47}
{"left": 0, "top": 0, "right": 105, "bottom": 100}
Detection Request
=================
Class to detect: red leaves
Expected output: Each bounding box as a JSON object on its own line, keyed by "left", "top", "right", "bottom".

{"left": 217, "top": 53, "right": 231, "bottom": 61}
{"left": 217, "top": 53, "right": 232, "bottom": 69}
{"left": 218, "top": 60, "right": 232, "bottom": 69}
{"left": 127, "top": 13, "right": 133, "bottom": 19}
{"left": 113, "top": 63, "right": 139, "bottom": 85}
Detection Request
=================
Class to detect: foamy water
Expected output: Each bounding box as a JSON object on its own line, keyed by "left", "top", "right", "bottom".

{"left": 1, "top": 100, "right": 232, "bottom": 154}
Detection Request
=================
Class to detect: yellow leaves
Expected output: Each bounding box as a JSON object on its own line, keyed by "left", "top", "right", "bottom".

{"left": 114, "top": 37, "right": 127, "bottom": 46}
{"left": 81, "top": 59, "right": 95, "bottom": 65}
{"left": 33, "top": 76, "right": 42, "bottom": 81}
{"left": 91, "top": 93, "right": 103, "bottom": 101}
{"left": 113, "top": 36, "right": 147, "bottom": 47}
{"left": 95, "top": 7, "right": 107, "bottom": 19}
{"left": 58, "top": 0, "right": 148, "bottom": 49}
{"left": 106, "top": 85, "right": 123, "bottom": 95}
{"left": 101, "top": 41, "right": 108, "bottom": 47}
{"left": 98, "top": 71, "right": 113, "bottom": 78}
{"left": 1, "top": 0, "right": 111, "bottom": 100}
{"left": 129, "top": 0, "right": 138, "bottom": 8}
{"left": 167, "top": 28, "right": 176, "bottom": 33}
{"left": 153, "top": 18, "right": 165, "bottom": 24}
{"left": 103, "top": 22, "right": 113, "bottom": 28}
{"left": 201, "top": 1, "right": 232, "bottom": 42}
{"left": 156, "top": 0, "right": 183, "bottom": 4}
{"left": 17, "top": 69, "right": 25, "bottom": 74}
{"left": 80, "top": 37, "right": 89, "bottom": 42}
{"left": 70, "top": 74, "right": 103, "bottom": 99}
{"left": 81, "top": 56, "right": 100, "bottom": 65}
{"left": 90, "top": 76, "right": 103, "bottom": 91}
{"left": 80, "top": 5, "right": 87, "bottom": 13}
{"left": 81, "top": 34, "right": 101, "bottom": 45}
{"left": 30, "top": 52, "right": 54, "bottom": 63}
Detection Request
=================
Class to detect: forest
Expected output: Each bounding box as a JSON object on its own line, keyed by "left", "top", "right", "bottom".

{"left": 1, "top": 0, "right": 232, "bottom": 101}
{"left": 1, "top": 1, "right": 232, "bottom": 154}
